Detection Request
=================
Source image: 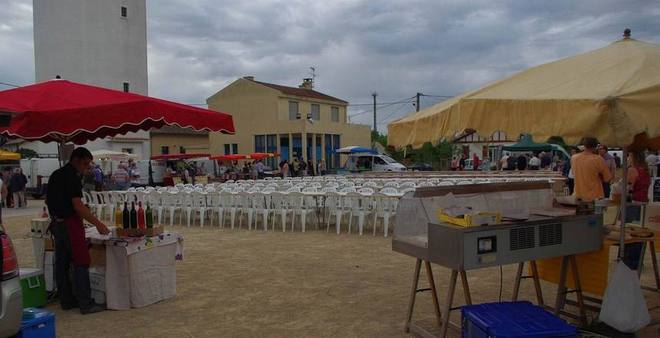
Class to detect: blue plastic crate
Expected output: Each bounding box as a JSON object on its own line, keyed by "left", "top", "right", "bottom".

{"left": 18, "top": 308, "right": 55, "bottom": 338}
{"left": 461, "top": 301, "right": 577, "bottom": 338}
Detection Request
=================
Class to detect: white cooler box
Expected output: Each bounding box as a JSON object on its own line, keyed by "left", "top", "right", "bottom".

{"left": 89, "top": 267, "right": 106, "bottom": 304}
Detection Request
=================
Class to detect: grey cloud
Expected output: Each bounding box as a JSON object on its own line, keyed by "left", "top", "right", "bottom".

{"left": 2, "top": 0, "right": 660, "bottom": 129}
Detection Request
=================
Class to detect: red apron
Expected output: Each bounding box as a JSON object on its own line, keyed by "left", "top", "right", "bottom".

{"left": 64, "top": 215, "right": 91, "bottom": 267}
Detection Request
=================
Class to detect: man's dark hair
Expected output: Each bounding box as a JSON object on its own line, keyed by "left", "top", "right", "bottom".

{"left": 579, "top": 137, "right": 599, "bottom": 149}
{"left": 70, "top": 147, "right": 93, "bottom": 162}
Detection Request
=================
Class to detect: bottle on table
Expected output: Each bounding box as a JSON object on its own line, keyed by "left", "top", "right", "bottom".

{"left": 145, "top": 202, "right": 154, "bottom": 229}
{"left": 122, "top": 202, "right": 130, "bottom": 229}
{"left": 40, "top": 206, "right": 49, "bottom": 218}
{"left": 137, "top": 202, "right": 146, "bottom": 229}
{"left": 114, "top": 202, "right": 123, "bottom": 228}
{"left": 130, "top": 202, "right": 138, "bottom": 229}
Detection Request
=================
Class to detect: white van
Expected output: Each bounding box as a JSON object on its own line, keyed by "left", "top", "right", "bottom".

{"left": 345, "top": 154, "right": 407, "bottom": 172}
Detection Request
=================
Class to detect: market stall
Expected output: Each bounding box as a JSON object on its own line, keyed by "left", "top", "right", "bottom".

{"left": 30, "top": 218, "right": 184, "bottom": 310}
{"left": 393, "top": 181, "right": 602, "bottom": 337}
{"left": 151, "top": 153, "right": 211, "bottom": 186}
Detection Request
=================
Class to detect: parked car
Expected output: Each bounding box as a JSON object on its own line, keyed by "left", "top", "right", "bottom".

{"left": 0, "top": 224, "right": 22, "bottom": 337}
{"left": 408, "top": 162, "right": 434, "bottom": 171}
{"left": 344, "top": 154, "right": 407, "bottom": 172}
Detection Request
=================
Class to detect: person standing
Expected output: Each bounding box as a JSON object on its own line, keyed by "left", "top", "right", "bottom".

{"left": 281, "top": 161, "right": 290, "bottom": 177}
{"left": 472, "top": 153, "right": 480, "bottom": 171}
{"left": 598, "top": 145, "right": 616, "bottom": 198}
{"left": 307, "top": 159, "right": 315, "bottom": 176}
{"left": 112, "top": 163, "right": 130, "bottom": 190}
{"left": 529, "top": 153, "right": 541, "bottom": 170}
{"left": 317, "top": 159, "right": 326, "bottom": 176}
{"left": 47, "top": 147, "right": 108, "bottom": 314}
{"left": 255, "top": 160, "right": 265, "bottom": 179}
{"left": 622, "top": 151, "right": 651, "bottom": 269}
{"left": 516, "top": 154, "right": 528, "bottom": 170}
{"left": 450, "top": 157, "right": 460, "bottom": 171}
{"left": 499, "top": 153, "right": 509, "bottom": 171}
{"left": 292, "top": 158, "right": 300, "bottom": 177}
{"left": 613, "top": 153, "right": 621, "bottom": 169}
{"left": 92, "top": 165, "right": 104, "bottom": 191}
{"left": 459, "top": 154, "right": 466, "bottom": 171}
{"left": 10, "top": 168, "right": 27, "bottom": 208}
{"left": 571, "top": 138, "right": 612, "bottom": 202}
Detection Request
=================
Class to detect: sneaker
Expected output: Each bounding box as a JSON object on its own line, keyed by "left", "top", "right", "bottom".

{"left": 80, "top": 303, "right": 105, "bottom": 315}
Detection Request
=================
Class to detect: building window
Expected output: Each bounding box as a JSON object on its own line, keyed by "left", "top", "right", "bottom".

{"left": 122, "top": 82, "right": 130, "bottom": 92}
{"left": 324, "top": 134, "right": 332, "bottom": 169}
{"left": 254, "top": 135, "right": 266, "bottom": 153}
{"left": 121, "top": 148, "right": 133, "bottom": 154}
{"left": 224, "top": 144, "right": 231, "bottom": 155}
{"left": 232, "top": 144, "right": 238, "bottom": 154}
{"left": 266, "top": 134, "right": 277, "bottom": 168}
{"left": 331, "top": 106, "right": 339, "bottom": 122}
{"left": 161, "top": 146, "right": 169, "bottom": 155}
{"left": 332, "top": 134, "right": 341, "bottom": 169}
{"left": 121, "top": 6, "right": 127, "bottom": 18}
{"left": 280, "top": 135, "right": 290, "bottom": 161}
{"left": 311, "top": 104, "right": 320, "bottom": 121}
{"left": 289, "top": 101, "right": 299, "bottom": 120}
{"left": 179, "top": 146, "right": 186, "bottom": 154}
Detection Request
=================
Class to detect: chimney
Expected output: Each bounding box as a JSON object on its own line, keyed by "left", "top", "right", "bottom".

{"left": 243, "top": 76, "right": 255, "bottom": 81}
{"left": 299, "top": 78, "right": 314, "bottom": 90}
{"left": 623, "top": 28, "right": 631, "bottom": 39}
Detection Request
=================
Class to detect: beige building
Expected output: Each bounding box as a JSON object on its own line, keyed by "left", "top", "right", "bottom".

{"left": 150, "top": 126, "right": 210, "bottom": 155}
{"left": 207, "top": 77, "right": 371, "bottom": 170}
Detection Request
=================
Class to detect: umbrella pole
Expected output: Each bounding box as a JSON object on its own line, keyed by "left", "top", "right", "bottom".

{"left": 57, "top": 142, "right": 64, "bottom": 168}
{"left": 618, "top": 148, "right": 629, "bottom": 260}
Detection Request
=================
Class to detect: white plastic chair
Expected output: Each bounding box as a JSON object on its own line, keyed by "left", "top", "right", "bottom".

{"left": 269, "top": 192, "right": 290, "bottom": 232}
{"left": 251, "top": 192, "right": 271, "bottom": 231}
{"left": 288, "top": 192, "right": 315, "bottom": 232}
{"left": 238, "top": 192, "right": 255, "bottom": 230}
{"left": 162, "top": 192, "right": 182, "bottom": 226}
{"left": 325, "top": 192, "right": 347, "bottom": 234}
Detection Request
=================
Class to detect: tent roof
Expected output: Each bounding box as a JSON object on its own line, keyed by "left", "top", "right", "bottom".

{"left": 502, "top": 134, "right": 553, "bottom": 152}
{"left": 388, "top": 37, "right": 660, "bottom": 149}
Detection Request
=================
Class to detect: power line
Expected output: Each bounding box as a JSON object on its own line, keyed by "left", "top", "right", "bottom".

{"left": 348, "top": 96, "right": 416, "bottom": 107}
{"left": 348, "top": 96, "right": 415, "bottom": 118}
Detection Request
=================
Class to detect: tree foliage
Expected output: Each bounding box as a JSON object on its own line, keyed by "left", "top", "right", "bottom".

{"left": 17, "top": 148, "right": 38, "bottom": 159}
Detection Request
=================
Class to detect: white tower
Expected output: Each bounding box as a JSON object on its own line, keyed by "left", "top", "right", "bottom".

{"left": 30, "top": 0, "right": 150, "bottom": 159}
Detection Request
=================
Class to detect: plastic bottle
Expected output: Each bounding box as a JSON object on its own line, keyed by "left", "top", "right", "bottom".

{"left": 122, "top": 202, "right": 130, "bottom": 229}
{"left": 137, "top": 202, "right": 145, "bottom": 229}
{"left": 145, "top": 202, "right": 154, "bottom": 229}
{"left": 130, "top": 202, "right": 138, "bottom": 229}
{"left": 40, "top": 206, "right": 49, "bottom": 218}
{"left": 114, "top": 203, "right": 123, "bottom": 228}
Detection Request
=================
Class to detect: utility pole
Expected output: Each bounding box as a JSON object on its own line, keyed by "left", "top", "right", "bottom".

{"left": 416, "top": 92, "right": 422, "bottom": 112}
{"left": 372, "top": 92, "right": 378, "bottom": 133}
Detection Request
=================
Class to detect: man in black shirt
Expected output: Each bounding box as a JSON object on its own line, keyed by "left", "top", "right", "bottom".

{"left": 47, "top": 147, "right": 109, "bottom": 314}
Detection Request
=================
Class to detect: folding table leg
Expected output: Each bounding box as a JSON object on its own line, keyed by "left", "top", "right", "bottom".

{"left": 424, "top": 261, "right": 442, "bottom": 327}
{"left": 440, "top": 270, "right": 458, "bottom": 338}
{"left": 568, "top": 255, "right": 587, "bottom": 326}
{"left": 554, "top": 256, "right": 569, "bottom": 316}
{"left": 530, "top": 261, "right": 545, "bottom": 306}
{"left": 512, "top": 262, "right": 524, "bottom": 301}
{"left": 404, "top": 259, "right": 422, "bottom": 333}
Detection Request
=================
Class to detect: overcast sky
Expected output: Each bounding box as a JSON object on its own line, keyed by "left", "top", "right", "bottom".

{"left": 1, "top": 0, "right": 660, "bottom": 131}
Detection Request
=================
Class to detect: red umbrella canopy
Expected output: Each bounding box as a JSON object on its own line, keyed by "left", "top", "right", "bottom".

{"left": 211, "top": 154, "right": 247, "bottom": 161}
{"left": 150, "top": 153, "right": 210, "bottom": 161}
{"left": 0, "top": 80, "right": 235, "bottom": 144}
{"left": 248, "top": 152, "right": 278, "bottom": 160}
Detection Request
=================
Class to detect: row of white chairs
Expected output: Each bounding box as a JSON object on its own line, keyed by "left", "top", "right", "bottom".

{"left": 85, "top": 188, "right": 400, "bottom": 237}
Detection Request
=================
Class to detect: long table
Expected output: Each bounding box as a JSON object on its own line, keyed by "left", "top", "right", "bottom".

{"left": 30, "top": 218, "right": 184, "bottom": 310}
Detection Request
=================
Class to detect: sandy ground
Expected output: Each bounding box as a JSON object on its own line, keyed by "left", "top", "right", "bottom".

{"left": 5, "top": 207, "right": 660, "bottom": 338}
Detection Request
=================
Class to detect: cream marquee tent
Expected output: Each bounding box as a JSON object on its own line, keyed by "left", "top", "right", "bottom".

{"left": 388, "top": 35, "right": 660, "bottom": 150}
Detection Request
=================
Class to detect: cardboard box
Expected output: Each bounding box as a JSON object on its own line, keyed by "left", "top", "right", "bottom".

{"left": 89, "top": 244, "right": 106, "bottom": 267}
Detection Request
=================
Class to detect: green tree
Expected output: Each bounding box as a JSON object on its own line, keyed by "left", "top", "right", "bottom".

{"left": 371, "top": 131, "right": 388, "bottom": 148}
{"left": 17, "top": 148, "right": 38, "bottom": 159}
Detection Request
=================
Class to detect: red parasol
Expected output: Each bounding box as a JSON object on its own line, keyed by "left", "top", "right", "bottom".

{"left": 0, "top": 80, "right": 235, "bottom": 144}
{"left": 150, "top": 153, "right": 210, "bottom": 161}
{"left": 247, "top": 152, "right": 278, "bottom": 160}
{"left": 211, "top": 154, "right": 247, "bottom": 161}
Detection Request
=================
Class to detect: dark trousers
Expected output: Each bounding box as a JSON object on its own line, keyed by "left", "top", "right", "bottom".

{"left": 603, "top": 182, "right": 611, "bottom": 198}
{"left": 568, "top": 178, "right": 575, "bottom": 195}
{"left": 51, "top": 218, "right": 95, "bottom": 309}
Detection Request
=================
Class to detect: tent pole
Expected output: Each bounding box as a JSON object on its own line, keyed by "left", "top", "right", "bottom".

{"left": 618, "top": 148, "right": 628, "bottom": 260}
{"left": 57, "top": 142, "right": 64, "bottom": 168}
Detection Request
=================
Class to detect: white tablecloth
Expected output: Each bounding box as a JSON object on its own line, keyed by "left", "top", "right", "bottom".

{"left": 86, "top": 230, "right": 184, "bottom": 310}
